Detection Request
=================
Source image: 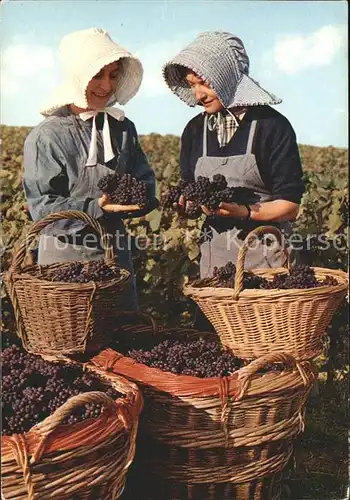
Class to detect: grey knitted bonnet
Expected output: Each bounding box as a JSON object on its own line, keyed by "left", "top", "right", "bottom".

{"left": 163, "top": 31, "right": 282, "bottom": 108}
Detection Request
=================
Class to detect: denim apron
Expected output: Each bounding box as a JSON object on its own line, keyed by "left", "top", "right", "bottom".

{"left": 38, "top": 122, "right": 138, "bottom": 310}
{"left": 196, "top": 115, "right": 291, "bottom": 278}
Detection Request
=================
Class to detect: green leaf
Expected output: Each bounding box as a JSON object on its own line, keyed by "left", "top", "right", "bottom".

{"left": 188, "top": 245, "right": 200, "bottom": 261}
{"left": 149, "top": 210, "right": 162, "bottom": 231}
{"left": 327, "top": 197, "right": 343, "bottom": 234}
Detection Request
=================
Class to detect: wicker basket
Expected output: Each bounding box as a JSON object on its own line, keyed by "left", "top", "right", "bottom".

{"left": 183, "top": 225, "right": 348, "bottom": 360}
{"left": 90, "top": 323, "right": 317, "bottom": 499}
{"left": 4, "top": 210, "right": 131, "bottom": 357}
{"left": 123, "top": 460, "right": 286, "bottom": 500}
{"left": 1, "top": 361, "right": 143, "bottom": 500}
{"left": 123, "top": 433, "right": 290, "bottom": 499}
{"left": 93, "top": 344, "right": 316, "bottom": 450}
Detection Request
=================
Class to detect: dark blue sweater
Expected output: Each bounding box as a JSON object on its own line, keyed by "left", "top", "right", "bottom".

{"left": 180, "top": 105, "right": 305, "bottom": 204}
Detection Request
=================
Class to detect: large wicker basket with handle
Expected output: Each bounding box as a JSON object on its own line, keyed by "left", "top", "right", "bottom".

{"left": 1, "top": 360, "right": 143, "bottom": 500}
{"left": 90, "top": 322, "right": 317, "bottom": 500}
{"left": 4, "top": 210, "right": 131, "bottom": 357}
{"left": 183, "top": 225, "right": 348, "bottom": 360}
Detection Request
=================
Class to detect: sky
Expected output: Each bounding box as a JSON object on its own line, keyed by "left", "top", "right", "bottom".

{"left": 0, "top": 0, "right": 348, "bottom": 148}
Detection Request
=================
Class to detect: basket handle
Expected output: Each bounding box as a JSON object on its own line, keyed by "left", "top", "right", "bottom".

{"left": 233, "top": 225, "right": 292, "bottom": 299}
{"left": 10, "top": 210, "right": 114, "bottom": 273}
{"left": 30, "top": 391, "right": 119, "bottom": 464}
{"left": 6, "top": 434, "right": 35, "bottom": 500}
{"left": 236, "top": 352, "right": 310, "bottom": 400}
{"left": 114, "top": 311, "right": 159, "bottom": 335}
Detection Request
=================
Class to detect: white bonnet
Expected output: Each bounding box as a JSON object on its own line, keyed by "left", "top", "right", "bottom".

{"left": 40, "top": 27, "right": 143, "bottom": 116}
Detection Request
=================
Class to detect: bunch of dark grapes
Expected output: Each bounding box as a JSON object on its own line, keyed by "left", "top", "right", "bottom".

{"left": 160, "top": 185, "right": 181, "bottom": 209}
{"left": 98, "top": 172, "right": 150, "bottom": 207}
{"left": 129, "top": 337, "right": 245, "bottom": 378}
{"left": 213, "top": 261, "right": 236, "bottom": 282}
{"left": 160, "top": 179, "right": 189, "bottom": 209}
{"left": 212, "top": 261, "right": 267, "bottom": 289}
{"left": 1, "top": 345, "right": 122, "bottom": 436}
{"left": 261, "top": 265, "right": 339, "bottom": 290}
{"left": 211, "top": 173, "right": 228, "bottom": 191}
{"left": 161, "top": 174, "right": 251, "bottom": 218}
{"left": 97, "top": 173, "right": 119, "bottom": 193}
{"left": 181, "top": 182, "right": 203, "bottom": 217}
{"left": 46, "top": 259, "right": 120, "bottom": 283}
{"left": 211, "top": 262, "right": 339, "bottom": 290}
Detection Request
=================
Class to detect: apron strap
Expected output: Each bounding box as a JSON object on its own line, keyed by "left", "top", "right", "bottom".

{"left": 202, "top": 114, "right": 208, "bottom": 157}
{"left": 246, "top": 120, "right": 257, "bottom": 155}
{"left": 121, "top": 130, "right": 128, "bottom": 150}
{"left": 114, "top": 130, "right": 128, "bottom": 174}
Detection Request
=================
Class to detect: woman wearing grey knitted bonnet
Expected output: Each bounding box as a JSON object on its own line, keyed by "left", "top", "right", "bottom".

{"left": 163, "top": 31, "right": 304, "bottom": 278}
{"left": 23, "top": 28, "right": 157, "bottom": 310}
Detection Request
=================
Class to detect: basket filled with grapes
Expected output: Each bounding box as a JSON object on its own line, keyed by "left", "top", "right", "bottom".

{"left": 4, "top": 210, "right": 131, "bottom": 357}
{"left": 90, "top": 323, "right": 317, "bottom": 499}
{"left": 1, "top": 344, "right": 143, "bottom": 500}
{"left": 183, "top": 225, "right": 348, "bottom": 361}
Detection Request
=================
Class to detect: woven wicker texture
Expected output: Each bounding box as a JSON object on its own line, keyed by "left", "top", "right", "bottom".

{"left": 183, "top": 226, "right": 348, "bottom": 360}
{"left": 90, "top": 323, "right": 316, "bottom": 499}
{"left": 4, "top": 210, "right": 131, "bottom": 356}
{"left": 128, "top": 435, "right": 293, "bottom": 484}
{"left": 124, "top": 461, "right": 286, "bottom": 500}
{"left": 1, "top": 361, "right": 143, "bottom": 500}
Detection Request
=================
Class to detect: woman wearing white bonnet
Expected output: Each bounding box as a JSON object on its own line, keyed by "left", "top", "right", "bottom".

{"left": 163, "top": 30, "right": 305, "bottom": 279}
{"left": 23, "top": 27, "right": 156, "bottom": 310}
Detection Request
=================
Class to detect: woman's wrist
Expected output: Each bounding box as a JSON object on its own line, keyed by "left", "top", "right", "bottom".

{"left": 237, "top": 204, "right": 251, "bottom": 220}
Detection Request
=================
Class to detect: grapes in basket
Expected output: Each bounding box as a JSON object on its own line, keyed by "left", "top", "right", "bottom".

{"left": 1, "top": 345, "right": 122, "bottom": 436}
{"left": 109, "top": 333, "right": 289, "bottom": 378}
{"left": 45, "top": 259, "right": 120, "bottom": 283}
{"left": 98, "top": 172, "right": 155, "bottom": 208}
{"left": 210, "top": 262, "right": 339, "bottom": 290}
{"left": 160, "top": 174, "right": 252, "bottom": 218}
{"left": 128, "top": 337, "right": 245, "bottom": 378}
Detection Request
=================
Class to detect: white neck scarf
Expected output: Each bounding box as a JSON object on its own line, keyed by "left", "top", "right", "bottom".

{"left": 79, "top": 107, "right": 125, "bottom": 166}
